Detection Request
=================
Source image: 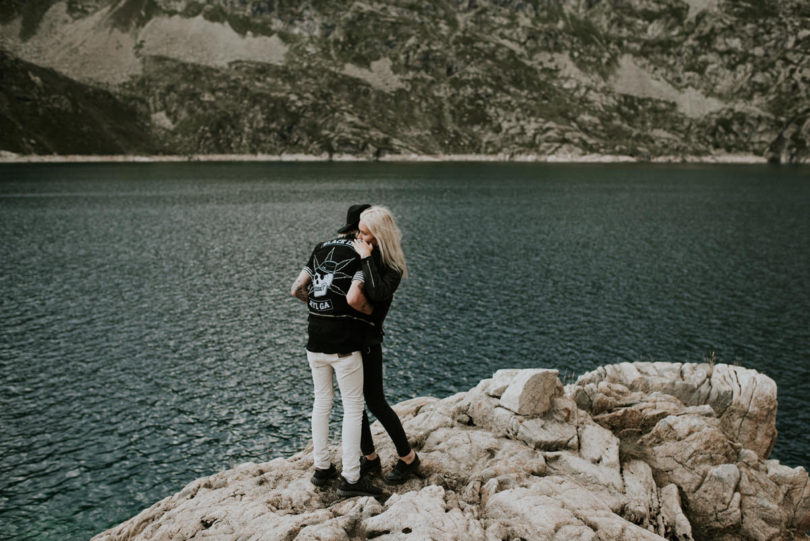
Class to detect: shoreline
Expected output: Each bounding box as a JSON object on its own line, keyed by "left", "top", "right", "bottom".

{"left": 0, "top": 151, "right": 776, "bottom": 165}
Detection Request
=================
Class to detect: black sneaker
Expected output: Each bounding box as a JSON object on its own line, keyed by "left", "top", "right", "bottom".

{"left": 360, "top": 455, "right": 382, "bottom": 478}
{"left": 337, "top": 476, "right": 383, "bottom": 498}
{"left": 310, "top": 464, "right": 338, "bottom": 486}
{"left": 384, "top": 453, "right": 420, "bottom": 484}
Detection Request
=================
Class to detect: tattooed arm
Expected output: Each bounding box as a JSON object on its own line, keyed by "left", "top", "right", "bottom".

{"left": 347, "top": 280, "right": 374, "bottom": 315}
{"left": 291, "top": 269, "right": 311, "bottom": 303}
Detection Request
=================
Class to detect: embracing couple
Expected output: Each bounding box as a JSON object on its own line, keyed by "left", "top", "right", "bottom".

{"left": 290, "top": 204, "right": 419, "bottom": 498}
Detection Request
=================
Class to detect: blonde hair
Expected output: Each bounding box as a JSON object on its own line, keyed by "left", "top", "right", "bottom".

{"left": 360, "top": 206, "right": 408, "bottom": 278}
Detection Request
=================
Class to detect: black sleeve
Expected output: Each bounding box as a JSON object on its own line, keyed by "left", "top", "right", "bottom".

{"left": 360, "top": 254, "right": 401, "bottom": 302}
{"left": 304, "top": 242, "right": 321, "bottom": 275}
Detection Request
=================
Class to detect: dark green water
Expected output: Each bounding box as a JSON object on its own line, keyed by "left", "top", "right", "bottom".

{"left": 1, "top": 162, "right": 808, "bottom": 540}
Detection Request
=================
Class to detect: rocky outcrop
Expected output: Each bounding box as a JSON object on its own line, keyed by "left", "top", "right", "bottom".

{"left": 1, "top": 0, "right": 808, "bottom": 162}
{"left": 93, "top": 362, "right": 809, "bottom": 541}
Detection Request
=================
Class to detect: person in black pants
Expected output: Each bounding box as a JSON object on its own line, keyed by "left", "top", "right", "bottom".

{"left": 346, "top": 205, "right": 420, "bottom": 484}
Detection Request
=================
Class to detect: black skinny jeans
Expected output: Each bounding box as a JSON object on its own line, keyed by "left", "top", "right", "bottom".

{"left": 360, "top": 343, "right": 411, "bottom": 457}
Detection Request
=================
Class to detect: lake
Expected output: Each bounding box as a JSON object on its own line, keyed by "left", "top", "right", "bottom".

{"left": 1, "top": 161, "right": 808, "bottom": 540}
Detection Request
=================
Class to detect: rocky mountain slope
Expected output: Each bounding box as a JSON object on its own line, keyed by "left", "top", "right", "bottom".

{"left": 1, "top": 0, "right": 809, "bottom": 162}
{"left": 93, "top": 362, "right": 809, "bottom": 540}
{"left": 0, "top": 50, "right": 156, "bottom": 155}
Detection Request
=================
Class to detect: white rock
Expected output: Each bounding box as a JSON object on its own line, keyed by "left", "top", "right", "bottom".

{"left": 660, "top": 484, "right": 694, "bottom": 541}
{"left": 94, "top": 362, "right": 805, "bottom": 541}
{"left": 499, "top": 369, "right": 561, "bottom": 416}
{"left": 574, "top": 362, "right": 778, "bottom": 458}
{"left": 544, "top": 452, "right": 624, "bottom": 503}
{"left": 488, "top": 368, "right": 522, "bottom": 397}
{"left": 578, "top": 422, "right": 620, "bottom": 469}
{"left": 709, "top": 364, "right": 778, "bottom": 459}
{"left": 765, "top": 462, "right": 810, "bottom": 531}
{"left": 289, "top": 515, "right": 351, "bottom": 541}
{"left": 690, "top": 464, "right": 741, "bottom": 530}
{"left": 421, "top": 427, "right": 545, "bottom": 485}
{"left": 622, "top": 459, "right": 659, "bottom": 528}
{"left": 486, "top": 479, "right": 665, "bottom": 541}
{"left": 486, "top": 487, "right": 594, "bottom": 540}
{"left": 641, "top": 414, "right": 738, "bottom": 493}
{"left": 362, "top": 486, "right": 484, "bottom": 540}
{"left": 516, "top": 415, "right": 579, "bottom": 451}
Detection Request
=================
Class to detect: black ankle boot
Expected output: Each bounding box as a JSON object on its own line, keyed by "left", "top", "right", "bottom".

{"left": 384, "top": 453, "right": 420, "bottom": 484}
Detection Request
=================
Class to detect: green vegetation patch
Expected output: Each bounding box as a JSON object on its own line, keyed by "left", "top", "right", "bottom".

{"left": 329, "top": 10, "right": 425, "bottom": 68}
{"left": 181, "top": 1, "right": 277, "bottom": 38}
{"left": 565, "top": 13, "right": 604, "bottom": 47}
{"left": 729, "top": 0, "right": 779, "bottom": 20}
{"left": 109, "top": 0, "right": 161, "bottom": 32}
{"left": 0, "top": 0, "right": 25, "bottom": 25}
{"left": 521, "top": 0, "right": 565, "bottom": 23}
{"left": 3, "top": 0, "right": 57, "bottom": 40}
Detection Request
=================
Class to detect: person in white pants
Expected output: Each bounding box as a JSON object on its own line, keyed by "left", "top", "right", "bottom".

{"left": 291, "top": 204, "right": 382, "bottom": 497}
{"left": 307, "top": 350, "right": 364, "bottom": 484}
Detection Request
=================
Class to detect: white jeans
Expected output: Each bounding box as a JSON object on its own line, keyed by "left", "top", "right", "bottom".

{"left": 307, "top": 350, "right": 364, "bottom": 483}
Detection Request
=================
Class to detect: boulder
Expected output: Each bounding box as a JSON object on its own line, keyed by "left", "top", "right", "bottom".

{"left": 499, "top": 368, "right": 561, "bottom": 416}
{"left": 572, "top": 362, "right": 778, "bottom": 459}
